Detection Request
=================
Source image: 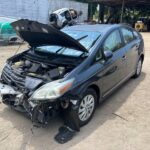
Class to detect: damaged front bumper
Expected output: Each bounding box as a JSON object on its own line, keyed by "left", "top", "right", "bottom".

{"left": 0, "top": 82, "right": 20, "bottom": 95}
{"left": 0, "top": 82, "right": 59, "bottom": 125}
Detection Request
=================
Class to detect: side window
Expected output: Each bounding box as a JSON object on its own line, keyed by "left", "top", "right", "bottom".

{"left": 121, "top": 28, "right": 134, "bottom": 44}
{"left": 65, "top": 11, "right": 71, "bottom": 21}
{"left": 60, "top": 12, "right": 65, "bottom": 17}
{"left": 95, "top": 49, "right": 102, "bottom": 62}
{"left": 102, "top": 30, "right": 122, "bottom": 52}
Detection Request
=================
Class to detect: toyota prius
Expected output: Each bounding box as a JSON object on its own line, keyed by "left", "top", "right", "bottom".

{"left": 0, "top": 20, "right": 144, "bottom": 143}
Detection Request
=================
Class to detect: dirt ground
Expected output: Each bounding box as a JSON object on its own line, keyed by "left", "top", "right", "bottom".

{"left": 0, "top": 33, "right": 150, "bottom": 150}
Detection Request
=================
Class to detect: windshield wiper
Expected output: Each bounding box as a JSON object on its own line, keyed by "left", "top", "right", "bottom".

{"left": 56, "top": 35, "right": 88, "bottom": 54}
{"left": 79, "top": 35, "right": 101, "bottom": 58}
{"left": 77, "top": 35, "right": 88, "bottom": 41}
{"left": 88, "top": 35, "right": 101, "bottom": 50}
{"left": 56, "top": 47, "right": 64, "bottom": 53}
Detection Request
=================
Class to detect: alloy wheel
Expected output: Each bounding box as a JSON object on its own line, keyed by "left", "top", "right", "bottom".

{"left": 78, "top": 94, "right": 95, "bottom": 122}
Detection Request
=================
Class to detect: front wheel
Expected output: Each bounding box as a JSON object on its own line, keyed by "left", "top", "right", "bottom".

{"left": 77, "top": 88, "right": 97, "bottom": 126}
{"left": 133, "top": 58, "right": 143, "bottom": 78}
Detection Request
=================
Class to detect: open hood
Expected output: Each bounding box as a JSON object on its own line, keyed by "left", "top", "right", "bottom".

{"left": 11, "top": 19, "right": 87, "bottom": 52}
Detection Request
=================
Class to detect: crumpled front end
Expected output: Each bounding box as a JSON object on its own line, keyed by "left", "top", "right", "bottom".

{"left": 0, "top": 53, "right": 75, "bottom": 125}
{"left": 0, "top": 80, "right": 61, "bottom": 125}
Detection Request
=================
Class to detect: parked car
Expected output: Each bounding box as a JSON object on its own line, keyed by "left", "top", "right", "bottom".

{"left": 135, "top": 17, "right": 150, "bottom": 32}
{"left": 49, "top": 8, "right": 82, "bottom": 29}
{"left": 0, "top": 17, "right": 22, "bottom": 45}
{"left": 0, "top": 19, "right": 144, "bottom": 143}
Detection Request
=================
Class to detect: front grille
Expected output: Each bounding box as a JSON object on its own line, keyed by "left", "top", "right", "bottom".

{"left": 1, "top": 64, "right": 25, "bottom": 90}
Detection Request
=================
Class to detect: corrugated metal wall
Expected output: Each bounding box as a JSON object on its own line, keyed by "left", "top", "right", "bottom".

{"left": 0, "top": 0, "right": 88, "bottom": 23}
{"left": 0, "top": 0, "right": 49, "bottom": 23}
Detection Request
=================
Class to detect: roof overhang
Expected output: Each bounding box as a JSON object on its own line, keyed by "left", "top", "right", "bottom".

{"left": 88, "top": 0, "right": 150, "bottom": 6}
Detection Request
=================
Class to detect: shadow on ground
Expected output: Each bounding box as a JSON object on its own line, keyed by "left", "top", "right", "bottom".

{"left": 0, "top": 72, "right": 146, "bottom": 149}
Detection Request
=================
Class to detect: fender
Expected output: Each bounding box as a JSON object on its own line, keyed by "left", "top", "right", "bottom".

{"left": 69, "top": 77, "right": 102, "bottom": 103}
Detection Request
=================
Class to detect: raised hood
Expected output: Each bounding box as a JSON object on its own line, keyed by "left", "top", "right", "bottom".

{"left": 11, "top": 19, "right": 87, "bottom": 52}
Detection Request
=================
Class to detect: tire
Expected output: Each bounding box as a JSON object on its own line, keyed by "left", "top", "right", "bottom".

{"left": 77, "top": 88, "right": 97, "bottom": 127}
{"left": 133, "top": 58, "right": 143, "bottom": 78}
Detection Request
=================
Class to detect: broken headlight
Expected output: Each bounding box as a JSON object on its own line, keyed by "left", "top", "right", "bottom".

{"left": 30, "top": 78, "right": 74, "bottom": 101}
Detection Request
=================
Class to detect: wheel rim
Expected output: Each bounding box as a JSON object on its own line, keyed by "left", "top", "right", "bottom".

{"left": 78, "top": 94, "right": 95, "bottom": 122}
{"left": 137, "top": 60, "right": 142, "bottom": 75}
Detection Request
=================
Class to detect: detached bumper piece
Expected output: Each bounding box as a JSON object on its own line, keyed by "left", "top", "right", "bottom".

{"left": 55, "top": 126, "right": 76, "bottom": 144}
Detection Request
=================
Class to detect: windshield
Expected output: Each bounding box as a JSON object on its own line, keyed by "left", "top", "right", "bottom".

{"left": 35, "top": 30, "right": 101, "bottom": 57}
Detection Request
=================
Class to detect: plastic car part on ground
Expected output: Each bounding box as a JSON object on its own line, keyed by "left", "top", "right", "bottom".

{"left": 55, "top": 126, "right": 76, "bottom": 144}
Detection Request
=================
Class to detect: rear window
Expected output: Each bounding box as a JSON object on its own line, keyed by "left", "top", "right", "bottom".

{"left": 121, "top": 28, "right": 134, "bottom": 44}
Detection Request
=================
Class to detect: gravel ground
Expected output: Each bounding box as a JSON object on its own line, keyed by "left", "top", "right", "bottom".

{"left": 0, "top": 33, "right": 150, "bottom": 150}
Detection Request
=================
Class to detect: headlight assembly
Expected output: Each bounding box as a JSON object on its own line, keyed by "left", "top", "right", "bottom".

{"left": 30, "top": 78, "right": 74, "bottom": 101}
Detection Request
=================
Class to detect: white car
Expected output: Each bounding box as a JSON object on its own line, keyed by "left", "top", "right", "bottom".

{"left": 49, "top": 8, "right": 82, "bottom": 29}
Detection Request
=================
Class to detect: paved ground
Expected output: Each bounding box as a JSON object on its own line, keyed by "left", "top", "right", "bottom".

{"left": 0, "top": 33, "right": 150, "bottom": 150}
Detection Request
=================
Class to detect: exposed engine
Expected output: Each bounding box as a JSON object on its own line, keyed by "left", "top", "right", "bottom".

{"left": 1, "top": 57, "right": 68, "bottom": 93}
{"left": 12, "top": 59, "right": 66, "bottom": 80}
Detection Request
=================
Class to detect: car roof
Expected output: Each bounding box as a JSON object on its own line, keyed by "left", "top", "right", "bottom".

{"left": 63, "top": 24, "right": 123, "bottom": 34}
{"left": 53, "top": 8, "right": 69, "bottom": 14}
{"left": 0, "top": 17, "right": 17, "bottom": 23}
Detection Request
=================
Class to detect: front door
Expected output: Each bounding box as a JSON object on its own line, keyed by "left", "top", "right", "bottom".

{"left": 100, "top": 29, "right": 127, "bottom": 95}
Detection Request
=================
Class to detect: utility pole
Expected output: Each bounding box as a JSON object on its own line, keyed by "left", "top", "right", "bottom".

{"left": 120, "top": 0, "right": 125, "bottom": 23}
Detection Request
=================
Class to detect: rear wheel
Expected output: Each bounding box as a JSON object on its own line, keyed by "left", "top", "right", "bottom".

{"left": 77, "top": 88, "right": 97, "bottom": 126}
{"left": 133, "top": 58, "right": 143, "bottom": 78}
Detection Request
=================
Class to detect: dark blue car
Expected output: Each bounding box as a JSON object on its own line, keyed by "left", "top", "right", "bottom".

{"left": 0, "top": 20, "right": 144, "bottom": 143}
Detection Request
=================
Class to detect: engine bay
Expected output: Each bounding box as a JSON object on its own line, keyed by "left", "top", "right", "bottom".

{"left": 11, "top": 59, "right": 67, "bottom": 81}
{"left": 1, "top": 52, "right": 77, "bottom": 93}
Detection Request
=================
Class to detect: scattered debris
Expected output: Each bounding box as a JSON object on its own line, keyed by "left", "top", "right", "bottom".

{"left": 0, "top": 134, "right": 9, "bottom": 142}
{"left": 112, "top": 113, "right": 128, "bottom": 121}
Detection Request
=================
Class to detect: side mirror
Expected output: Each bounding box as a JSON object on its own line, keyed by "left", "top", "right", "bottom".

{"left": 104, "top": 51, "right": 113, "bottom": 60}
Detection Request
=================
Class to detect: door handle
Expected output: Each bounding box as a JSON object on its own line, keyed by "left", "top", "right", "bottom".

{"left": 104, "top": 66, "right": 118, "bottom": 76}
{"left": 135, "top": 45, "right": 139, "bottom": 48}
{"left": 122, "top": 55, "right": 127, "bottom": 61}
{"left": 135, "top": 44, "right": 139, "bottom": 50}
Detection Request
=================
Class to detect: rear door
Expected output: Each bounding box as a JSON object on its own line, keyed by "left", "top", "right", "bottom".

{"left": 120, "top": 27, "right": 139, "bottom": 75}
{"left": 100, "top": 29, "right": 127, "bottom": 95}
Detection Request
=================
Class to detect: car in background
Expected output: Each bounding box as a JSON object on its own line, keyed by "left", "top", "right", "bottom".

{"left": 135, "top": 17, "right": 150, "bottom": 32}
{"left": 49, "top": 8, "right": 82, "bottom": 29}
{"left": 0, "top": 17, "right": 22, "bottom": 45}
{"left": 0, "top": 20, "right": 144, "bottom": 143}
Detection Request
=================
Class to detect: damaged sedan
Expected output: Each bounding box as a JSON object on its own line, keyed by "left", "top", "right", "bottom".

{"left": 0, "top": 19, "right": 144, "bottom": 143}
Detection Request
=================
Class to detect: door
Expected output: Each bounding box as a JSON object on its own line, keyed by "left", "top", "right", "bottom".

{"left": 121, "top": 28, "right": 139, "bottom": 75}
{"left": 100, "top": 29, "right": 127, "bottom": 95}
